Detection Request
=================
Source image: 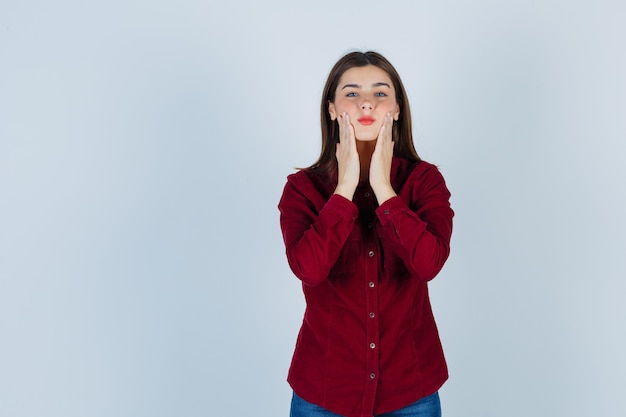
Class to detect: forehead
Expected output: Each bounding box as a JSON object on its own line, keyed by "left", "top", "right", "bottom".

{"left": 337, "top": 65, "right": 394, "bottom": 88}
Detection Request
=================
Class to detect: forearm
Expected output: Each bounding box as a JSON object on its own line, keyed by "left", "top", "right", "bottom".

{"left": 371, "top": 183, "right": 396, "bottom": 205}
{"left": 376, "top": 196, "right": 453, "bottom": 281}
{"left": 333, "top": 183, "right": 357, "bottom": 201}
{"left": 281, "top": 192, "right": 358, "bottom": 286}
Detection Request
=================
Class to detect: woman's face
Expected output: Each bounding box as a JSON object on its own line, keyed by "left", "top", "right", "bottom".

{"left": 328, "top": 65, "right": 400, "bottom": 141}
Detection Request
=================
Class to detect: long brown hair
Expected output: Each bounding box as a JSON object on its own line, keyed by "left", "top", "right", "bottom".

{"left": 308, "top": 51, "right": 420, "bottom": 173}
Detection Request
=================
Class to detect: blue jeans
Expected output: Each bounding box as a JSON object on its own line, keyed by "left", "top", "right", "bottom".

{"left": 290, "top": 391, "right": 441, "bottom": 417}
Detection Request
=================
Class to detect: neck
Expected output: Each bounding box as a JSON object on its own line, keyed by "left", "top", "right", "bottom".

{"left": 356, "top": 140, "right": 376, "bottom": 182}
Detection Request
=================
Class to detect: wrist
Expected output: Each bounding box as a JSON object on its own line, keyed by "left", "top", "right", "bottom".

{"left": 372, "top": 184, "right": 396, "bottom": 204}
{"left": 334, "top": 182, "right": 357, "bottom": 200}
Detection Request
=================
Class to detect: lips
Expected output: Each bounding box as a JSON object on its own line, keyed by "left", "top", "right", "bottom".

{"left": 357, "top": 116, "right": 375, "bottom": 126}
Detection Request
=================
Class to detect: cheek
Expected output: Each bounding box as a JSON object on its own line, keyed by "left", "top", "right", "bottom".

{"left": 332, "top": 100, "right": 352, "bottom": 114}
{"left": 381, "top": 101, "right": 398, "bottom": 113}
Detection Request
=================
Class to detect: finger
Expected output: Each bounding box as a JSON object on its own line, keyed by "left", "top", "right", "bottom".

{"left": 383, "top": 113, "right": 393, "bottom": 142}
{"left": 374, "top": 114, "right": 389, "bottom": 150}
{"left": 343, "top": 113, "right": 356, "bottom": 148}
{"left": 376, "top": 114, "right": 387, "bottom": 142}
{"left": 338, "top": 112, "right": 350, "bottom": 143}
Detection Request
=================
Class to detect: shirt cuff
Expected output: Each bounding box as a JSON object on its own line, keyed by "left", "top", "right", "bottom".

{"left": 327, "top": 193, "right": 359, "bottom": 222}
{"left": 375, "top": 196, "right": 407, "bottom": 225}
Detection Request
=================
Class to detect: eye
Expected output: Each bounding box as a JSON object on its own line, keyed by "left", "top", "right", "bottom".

{"left": 375, "top": 92, "right": 388, "bottom": 97}
{"left": 346, "top": 92, "right": 358, "bottom": 97}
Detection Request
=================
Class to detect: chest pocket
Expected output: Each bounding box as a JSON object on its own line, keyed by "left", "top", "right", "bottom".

{"left": 327, "top": 225, "right": 361, "bottom": 279}
{"left": 380, "top": 245, "right": 407, "bottom": 275}
{"left": 376, "top": 229, "right": 409, "bottom": 282}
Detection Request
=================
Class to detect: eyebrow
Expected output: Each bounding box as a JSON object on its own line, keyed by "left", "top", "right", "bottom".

{"left": 341, "top": 82, "right": 391, "bottom": 90}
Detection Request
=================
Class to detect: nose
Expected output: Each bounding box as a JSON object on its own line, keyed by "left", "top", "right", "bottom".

{"left": 360, "top": 100, "right": 373, "bottom": 111}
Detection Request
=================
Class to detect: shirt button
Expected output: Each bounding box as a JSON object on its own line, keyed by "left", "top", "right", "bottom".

{"left": 370, "top": 343, "right": 376, "bottom": 349}
{"left": 370, "top": 373, "right": 376, "bottom": 379}
{"left": 364, "top": 192, "right": 370, "bottom": 197}
{"left": 369, "top": 282, "right": 375, "bottom": 288}
{"left": 368, "top": 251, "right": 375, "bottom": 257}
{"left": 367, "top": 222, "right": 374, "bottom": 229}
{"left": 384, "top": 209, "right": 390, "bottom": 215}
{"left": 369, "top": 312, "right": 375, "bottom": 318}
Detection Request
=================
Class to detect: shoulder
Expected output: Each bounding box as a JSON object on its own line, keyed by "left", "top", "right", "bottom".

{"left": 392, "top": 158, "right": 451, "bottom": 207}
{"left": 280, "top": 169, "right": 337, "bottom": 212}
{"left": 393, "top": 158, "right": 447, "bottom": 186}
{"left": 400, "top": 158, "right": 440, "bottom": 174}
{"left": 285, "top": 169, "right": 315, "bottom": 191}
{"left": 285, "top": 169, "right": 334, "bottom": 195}
{"left": 411, "top": 160, "right": 446, "bottom": 182}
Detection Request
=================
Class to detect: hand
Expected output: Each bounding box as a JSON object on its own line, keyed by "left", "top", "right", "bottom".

{"left": 369, "top": 113, "right": 397, "bottom": 203}
{"left": 334, "top": 112, "right": 360, "bottom": 200}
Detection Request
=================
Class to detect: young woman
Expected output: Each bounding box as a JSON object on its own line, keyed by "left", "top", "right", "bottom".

{"left": 278, "top": 51, "right": 454, "bottom": 417}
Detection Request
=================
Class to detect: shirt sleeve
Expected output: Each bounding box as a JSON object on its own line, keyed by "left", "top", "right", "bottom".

{"left": 375, "top": 164, "right": 453, "bottom": 281}
{"left": 278, "top": 174, "right": 358, "bottom": 286}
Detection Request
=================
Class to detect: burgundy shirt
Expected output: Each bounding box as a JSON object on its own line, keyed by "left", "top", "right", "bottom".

{"left": 278, "top": 158, "right": 453, "bottom": 417}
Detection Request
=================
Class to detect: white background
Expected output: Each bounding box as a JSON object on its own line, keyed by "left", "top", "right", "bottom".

{"left": 1, "top": 1, "right": 625, "bottom": 416}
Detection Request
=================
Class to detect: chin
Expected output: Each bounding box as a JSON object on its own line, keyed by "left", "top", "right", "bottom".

{"left": 355, "top": 136, "right": 378, "bottom": 142}
{"left": 354, "top": 128, "right": 379, "bottom": 141}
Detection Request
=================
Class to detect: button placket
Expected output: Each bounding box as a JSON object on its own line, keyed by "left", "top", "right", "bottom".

{"left": 365, "top": 270, "right": 379, "bottom": 387}
{"left": 363, "top": 219, "right": 380, "bottom": 409}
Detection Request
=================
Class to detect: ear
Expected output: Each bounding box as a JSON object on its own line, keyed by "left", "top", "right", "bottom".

{"left": 393, "top": 104, "right": 400, "bottom": 121}
{"left": 328, "top": 101, "right": 337, "bottom": 121}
